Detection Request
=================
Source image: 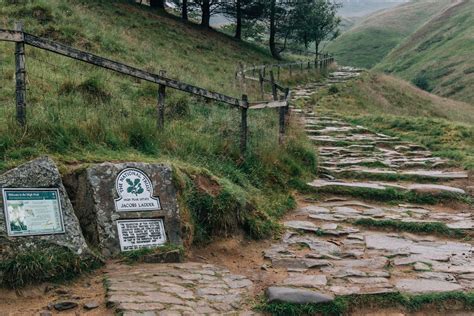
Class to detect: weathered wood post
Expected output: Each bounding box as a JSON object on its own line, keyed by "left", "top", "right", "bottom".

{"left": 240, "top": 94, "right": 249, "bottom": 156}
{"left": 14, "top": 22, "right": 26, "bottom": 127}
{"left": 258, "top": 69, "right": 264, "bottom": 99}
{"left": 300, "top": 62, "right": 303, "bottom": 72}
{"left": 289, "top": 64, "right": 292, "bottom": 76}
{"left": 252, "top": 65, "right": 255, "bottom": 77}
{"left": 270, "top": 70, "right": 277, "bottom": 101}
{"left": 238, "top": 62, "right": 246, "bottom": 94}
{"left": 277, "top": 65, "right": 280, "bottom": 80}
{"left": 263, "top": 66, "right": 266, "bottom": 78}
{"left": 279, "top": 94, "right": 286, "bottom": 145}
{"left": 157, "top": 70, "right": 166, "bottom": 129}
{"left": 307, "top": 61, "right": 310, "bottom": 70}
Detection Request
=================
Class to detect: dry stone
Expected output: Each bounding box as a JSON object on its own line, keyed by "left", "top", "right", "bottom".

{"left": 0, "top": 157, "right": 96, "bottom": 265}
{"left": 266, "top": 287, "right": 333, "bottom": 304}
{"left": 66, "top": 162, "right": 182, "bottom": 257}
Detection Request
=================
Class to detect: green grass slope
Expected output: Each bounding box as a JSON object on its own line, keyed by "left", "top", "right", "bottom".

{"left": 326, "top": 0, "right": 451, "bottom": 68}
{"left": 377, "top": 0, "right": 474, "bottom": 104}
{"left": 0, "top": 0, "right": 317, "bottom": 245}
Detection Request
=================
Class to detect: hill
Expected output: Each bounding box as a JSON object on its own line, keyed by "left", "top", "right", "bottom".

{"left": 0, "top": 0, "right": 316, "bottom": 244}
{"left": 376, "top": 0, "right": 474, "bottom": 104}
{"left": 326, "top": 0, "right": 451, "bottom": 68}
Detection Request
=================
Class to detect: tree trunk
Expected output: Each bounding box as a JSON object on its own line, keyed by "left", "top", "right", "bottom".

{"left": 235, "top": 0, "right": 242, "bottom": 40}
{"left": 182, "top": 0, "right": 188, "bottom": 20}
{"left": 315, "top": 41, "right": 319, "bottom": 56}
{"left": 201, "top": 0, "right": 211, "bottom": 28}
{"left": 149, "top": 0, "right": 165, "bottom": 9}
{"left": 269, "top": 0, "right": 280, "bottom": 59}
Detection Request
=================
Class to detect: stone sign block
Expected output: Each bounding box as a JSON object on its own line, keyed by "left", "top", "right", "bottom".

{"left": 0, "top": 157, "right": 94, "bottom": 261}
{"left": 67, "top": 162, "right": 181, "bottom": 257}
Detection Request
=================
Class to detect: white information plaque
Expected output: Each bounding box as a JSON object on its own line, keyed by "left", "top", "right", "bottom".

{"left": 114, "top": 168, "right": 161, "bottom": 212}
{"left": 116, "top": 219, "right": 167, "bottom": 251}
{"left": 2, "top": 188, "right": 65, "bottom": 237}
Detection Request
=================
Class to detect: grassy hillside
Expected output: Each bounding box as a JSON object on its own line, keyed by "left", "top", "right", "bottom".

{"left": 0, "top": 0, "right": 318, "bottom": 244}
{"left": 307, "top": 72, "right": 474, "bottom": 169}
{"left": 377, "top": 0, "right": 474, "bottom": 104}
{"left": 326, "top": 0, "right": 451, "bottom": 68}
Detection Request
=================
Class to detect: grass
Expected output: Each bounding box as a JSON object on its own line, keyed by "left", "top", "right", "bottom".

{"left": 354, "top": 218, "right": 466, "bottom": 239}
{"left": 309, "top": 186, "right": 472, "bottom": 205}
{"left": 0, "top": 0, "right": 321, "bottom": 247}
{"left": 326, "top": 0, "right": 452, "bottom": 68}
{"left": 257, "top": 291, "right": 474, "bottom": 316}
{"left": 377, "top": 0, "right": 474, "bottom": 103}
{"left": 0, "top": 245, "right": 103, "bottom": 289}
{"left": 119, "top": 244, "right": 184, "bottom": 263}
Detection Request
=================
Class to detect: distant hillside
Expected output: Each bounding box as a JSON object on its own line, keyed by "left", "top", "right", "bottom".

{"left": 327, "top": 0, "right": 451, "bottom": 68}
{"left": 377, "top": 0, "right": 474, "bottom": 104}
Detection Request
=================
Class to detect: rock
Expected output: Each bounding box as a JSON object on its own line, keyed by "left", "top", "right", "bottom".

{"left": 395, "top": 279, "right": 463, "bottom": 294}
{"left": 407, "top": 184, "right": 465, "bottom": 195}
{"left": 266, "top": 287, "right": 334, "bottom": 304}
{"left": 83, "top": 301, "right": 100, "bottom": 310}
{"left": 284, "top": 221, "right": 320, "bottom": 233}
{"left": 54, "top": 301, "right": 78, "bottom": 311}
{"left": 39, "top": 311, "right": 52, "bottom": 316}
{"left": 413, "top": 262, "right": 431, "bottom": 272}
{"left": 282, "top": 274, "right": 327, "bottom": 287}
{"left": 65, "top": 162, "right": 182, "bottom": 257}
{"left": 0, "top": 157, "right": 96, "bottom": 263}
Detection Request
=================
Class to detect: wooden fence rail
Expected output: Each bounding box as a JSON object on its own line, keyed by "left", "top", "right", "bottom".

{"left": 236, "top": 52, "right": 334, "bottom": 144}
{"left": 0, "top": 23, "right": 297, "bottom": 157}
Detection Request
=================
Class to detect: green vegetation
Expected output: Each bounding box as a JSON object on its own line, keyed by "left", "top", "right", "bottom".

{"left": 326, "top": 0, "right": 451, "bottom": 68}
{"left": 120, "top": 244, "right": 184, "bottom": 263}
{"left": 310, "top": 72, "right": 474, "bottom": 169}
{"left": 257, "top": 291, "right": 474, "bottom": 316}
{"left": 354, "top": 218, "right": 466, "bottom": 238}
{"left": 310, "top": 186, "right": 471, "bottom": 205}
{"left": 377, "top": 0, "right": 474, "bottom": 103}
{"left": 0, "top": 245, "right": 102, "bottom": 289}
{"left": 0, "top": 0, "right": 319, "bottom": 246}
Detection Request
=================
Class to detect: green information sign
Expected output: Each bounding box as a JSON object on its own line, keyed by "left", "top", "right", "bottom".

{"left": 2, "top": 188, "right": 65, "bottom": 236}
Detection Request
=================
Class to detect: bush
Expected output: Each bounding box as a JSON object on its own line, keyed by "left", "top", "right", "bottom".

{"left": 412, "top": 73, "right": 430, "bottom": 91}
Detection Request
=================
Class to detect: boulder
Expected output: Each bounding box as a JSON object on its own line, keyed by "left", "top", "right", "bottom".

{"left": 266, "top": 286, "right": 334, "bottom": 304}
{"left": 66, "top": 162, "right": 182, "bottom": 257}
{"left": 0, "top": 157, "right": 95, "bottom": 262}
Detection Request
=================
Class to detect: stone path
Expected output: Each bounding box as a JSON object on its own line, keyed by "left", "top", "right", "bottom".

{"left": 105, "top": 66, "right": 473, "bottom": 314}
{"left": 261, "top": 67, "right": 473, "bottom": 303}
{"left": 106, "top": 262, "right": 255, "bottom": 315}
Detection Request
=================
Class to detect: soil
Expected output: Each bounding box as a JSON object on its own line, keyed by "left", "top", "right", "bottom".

{"left": 0, "top": 266, "right": 112, "bottom": 316}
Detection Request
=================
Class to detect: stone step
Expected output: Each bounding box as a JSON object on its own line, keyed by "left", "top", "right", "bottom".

{"left": 295, "top": 200, "right": 473, "bottom": 231}
{"left": 307, "top": 179, "right": 467, "bottom": 195}
{"left": 319, "top": 167, "right": 468, "bottom": 181}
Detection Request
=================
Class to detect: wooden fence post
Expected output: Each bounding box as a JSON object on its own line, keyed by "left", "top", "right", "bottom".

{"left": 263, "top": 66, "right": 266, "bottom": 78}
{"left": 279, "top": 94, "right": 286, "bottom": 145}
{"left": 240, "top": 95, "right": 248, "bottom": 156}
{"left": 307, "top": 61, "right": 310, "bottom": 70}
{"left": 258, "top": 69, "right": 264, "bottom": 99}
{"left": 277, "top": 66, "right": 280, "bottom": 80}
{"left": 14, "top": 22, "right": 26, "bottom": 127}
{"left": 157, "top": 70, "right": 166, "bottom": 129}
{"left": 300, "top": 62, "right": 303, "bottom": 72}
{"left": 289, "top": 64, "right": 292, "bottom": 76}
{"left": 270, "top": 70, "right": 277, "bottom": 101}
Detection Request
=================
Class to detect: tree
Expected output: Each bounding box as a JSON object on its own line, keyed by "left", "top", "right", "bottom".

{"left": 219, "top": 0, "right": 266, "bottom": 40}
{"left": 290, "top": 0, "right": 341, "bottom": 55}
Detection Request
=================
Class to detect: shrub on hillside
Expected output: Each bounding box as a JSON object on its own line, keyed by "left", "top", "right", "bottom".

{"left": 412, "top": 73, "right": 431, "bottom": 91}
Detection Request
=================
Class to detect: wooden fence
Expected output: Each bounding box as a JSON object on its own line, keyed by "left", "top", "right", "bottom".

{"left": 235, "top": 53, "right": 334, "bottom": 143}
{"left": 0, "top": 22, "right": 332, "bottom": 156}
